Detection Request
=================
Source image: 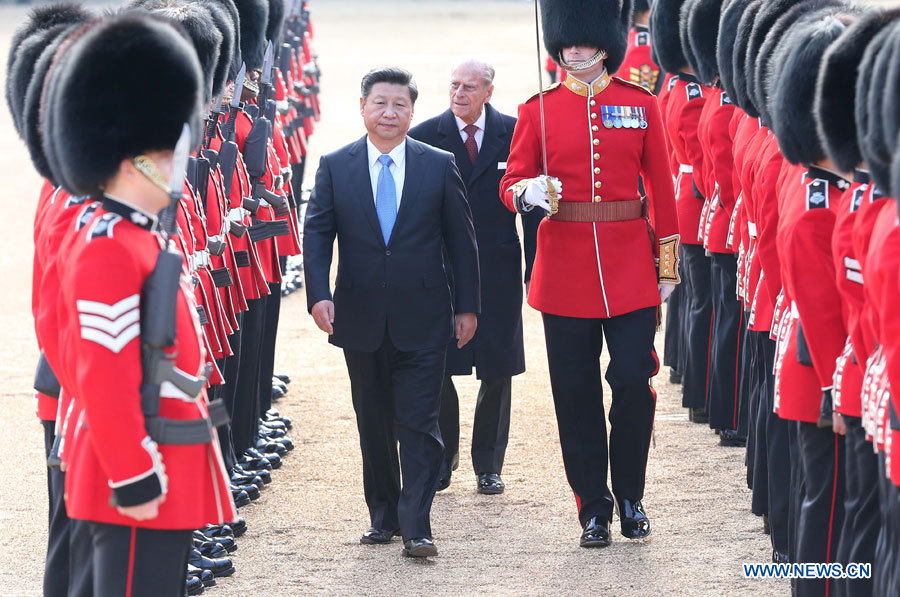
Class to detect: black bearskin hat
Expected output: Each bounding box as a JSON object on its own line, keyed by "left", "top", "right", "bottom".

{"left": 541, "top": 0, "right": 633, "bottom": 74}
{"left": 717, "top": 0, "right": 753, "bottom": 108}
{"left": 196, "top": 0, "right": 236, "bottom": 97}
{"left": 731, "top": 0, "right": 763, "bottom": 116}
{"left": 686, "top": 0, "right": 725, "bottom": 85}
{"left": 771, "top": 14, "right": 851, "bottom": 165}
{"left": 867, "top": 24, "right": 900, "bottom": 193}
{"left": 211, "top": 0, "right": 242, "bottom": 81}
{"left": 138, "top": 2, "right": 222, "bottom": 102}
{"left": 234, "top": 0, "right": 268, "bottom": 69}
{"left": 635, "top": 0, "right": 650, "bottom": 14}
{"left": 266, "top": 0, "right": 284, "bottom": 47}
{"left": 816, "top": 7, "right": 900, "bottom": 173}
{"left": 879, "top": 29, "right": 900, "bottom": 174}
{"left": 7, "top": 3, "right": 90, "bottom": 74}
{"left": 651, "top": 0, "right": 689, "bottom": 74}
{"left": 855, "top": 24, "right": 896, "bottom": 191}
{"left": 679, "top": 0, "right": 699, "bottom": 76}
{"left": 43, "top": 12, "right": 203, "bottom": 196}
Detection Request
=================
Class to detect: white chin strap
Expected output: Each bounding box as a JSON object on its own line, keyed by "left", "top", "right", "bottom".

{"left": 559, "top": 49, "right": 608, "bottom": 72}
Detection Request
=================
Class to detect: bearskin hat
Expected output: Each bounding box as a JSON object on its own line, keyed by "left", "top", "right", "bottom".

{"left": 717, "top": 0, "right": 753, "bottom": 107}
{"left": 731, "top": 0, "right": 763, "bottom": 116}
{"left": 879, "top": 29, "right": 900, "bottom": 171}
{"left": 210, "top": 0, "right": 242, "bottom": 81}
{"left": 266, "top": 0, "right": 284, "bottom": 47}
{"left": 541, "top": 0, "right": 633, "bottom": 74}
{"left": 679, "top": 0, "right": 699, "bottom": 76}
{"left": 196, "top": 0, "right": 236, "bottom": 97}
{"left": 7, "top": 3, "right": 90, "bottom": 74}
{"left": 651, "top": 0, "right": 689, "bottom": 74}
{"left": 42, "top": 12, "right": 203, "bottom": 196}
{"left": 234, "top": 0, "right": 268, "bottom": 69}
{"left": 865, "top": 24, "right": 900, "bottom": 193}
{"left": 816, "top": 7, "right": 900, "bottom": 173}
{"left": 771, "top": 14, "right": 851, "bottom": 165}
{"left": 686, "top": 0, "right": 725, "bottom": 85}
{"left": 634, "top": 0, "right": 650, "bottom": 13}
{"left": 855, "top": 24, "right": 896, "bottom": 191}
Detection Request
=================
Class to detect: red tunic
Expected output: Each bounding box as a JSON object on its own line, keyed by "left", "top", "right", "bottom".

{"left": 500, "top": 72, "right": 679, "bottom": 319}
{"left": 774, "top": 167, "right": 850, "bottom": 423}
{"left": 58, "top": 198, "right": 235, "bottom": 529}
{"left": 696, "top": 87, "right": 737, "bottom": 254}
{"left": 614, "top": 24, "right": 661, "bottom": 94}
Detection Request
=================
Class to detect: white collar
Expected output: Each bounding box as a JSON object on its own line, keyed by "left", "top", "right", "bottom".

{"left": 366, "top": 137, "right": 407, "bottom": 169}
{"left": 454, "top": 108, "right": 486, "bottom": 133}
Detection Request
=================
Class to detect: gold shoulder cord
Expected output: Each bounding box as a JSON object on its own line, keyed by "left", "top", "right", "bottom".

{"left": 133, "top": 155, "right": 171, "bottom": 194}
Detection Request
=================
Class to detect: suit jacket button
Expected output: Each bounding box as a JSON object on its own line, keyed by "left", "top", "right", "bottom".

{"left": 385, "top": 250, "right": 391, "bottom": 256}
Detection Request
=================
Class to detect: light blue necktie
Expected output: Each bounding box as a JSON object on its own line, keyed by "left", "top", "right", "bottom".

{"left": 375, "top": 154, "right": 397, "bottom": 243}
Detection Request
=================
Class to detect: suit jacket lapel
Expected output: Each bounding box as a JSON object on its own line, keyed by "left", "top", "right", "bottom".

{"left": 469, "top": 103, "right": 506, "bottom": 183}
{"left": 348, "top": 135, "right": 385, "bottom": 247}
{"left": 437, "top": 110, "right": 474, "bottom": 181}
{"left": 388, "top": 137, "right": 423, "bottom": 248}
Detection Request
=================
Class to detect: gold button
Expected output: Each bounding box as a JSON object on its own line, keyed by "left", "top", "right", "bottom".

{"left": 594, "top": 167, "right": 601, "bottom": 174}
{"left": 593, "top": 138, "right": 599, "bottom": 145}
{"left": 592, "top": 125, "right": 599, "bottom": 131}
{"left": 595, "top": 181, "right": 602, "bottom": 188}
{"left": 593, "top": 153, "right": 600, "bottom": 160}
{"left": 591, "top": 113, "right": 598, "bottom": 119}
{"left": 590, "top": 100, "right": 596, "bottom": 106}
{"left": 594, "top": 196, "right": 602, "bottom": 202}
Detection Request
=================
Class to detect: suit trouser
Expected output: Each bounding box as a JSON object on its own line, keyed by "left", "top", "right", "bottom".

{"left": 681, "top": 244, "right": 713, "bottom": 410}
{"left": 750, "top": 331, "right": 769, "bottom": 517}
{"left": 795, "top": 421, "right": 845, "bottom": 597}
{"left": 759, "top": 336, "right": 790, "bottom": 554}
{"left": 88, "top": 523, "right": 191, "bottom": 597}
{"left": 542, "top": 308, "right": 658, "bottom": 526}
{"left": 42, "top": 421, "right": 70, "bottom": 597}
{"left": 258, "top": 278, "right": 283, "bottom": 415}
{"left": 707, "top": 253, "right": 743, "bottom": 431}
{"left": 343, "top": 337, "right": 445, "bottom": 541}
{"left": 439, "top": 376, "right": 512, "bottom": 476}
{"left": 835, "top": 417, "right": 878, "bottom": 597}
{"left": 234, "top": 297, "right": 266, "bottom": 455}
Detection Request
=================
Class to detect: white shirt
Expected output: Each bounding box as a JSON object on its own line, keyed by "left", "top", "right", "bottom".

{"left": 366, "top": 137, "right": 406, "bottom": 210}
{"left": 455, "top": 110, "right": 486, "bottom": 151}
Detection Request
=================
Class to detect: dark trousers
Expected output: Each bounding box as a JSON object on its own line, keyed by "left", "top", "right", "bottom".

{"left": 873, "top": 453, "right": 894, "bottom": 596}
{"left": 760, "top": 336, "right": 790, "bottom": 554}
{"left": 795, "top": 421, "right": 845, "bottom": 597}
{"left": 42, "top": 421, "right": 70, "bottom": 597}
{"left": 258, "top": 279, "right": 283, "bottom": 415}
{"left": 681, "top": 244, "right": 713, "bottom": 410}
{"left": 343, "top": 337, "right": 445, "bottom": 541}
{"left": 749, "top": 331, "right": 768, "bottom": 516}
{"left": 788, "top": 420, "right": 804, "bottom": 563}
{"left": 542, "top": 308, "right": 658, "bottom": 526}
{"left": 233, "top": 297, "right": 266, "bottom": 455}
{"left": 707, "top": 253, "right": 743, "bottom": 431}
{"left": 217, "top": 316, "right": 244, "bottom": 472}
{"left": 738, "top": 313, "right": 754, "bottom": 489}
{"left": 663, "top": 273, "right": 684, "bottom": 374}
{"left": 88, "top": 523, "right": 191, "bottom": 597}
{"left": 439, "top": 376, "right": 512, "bottom": 476}
{"left": 835, "top": 417, "right": 878, "bottom": 597}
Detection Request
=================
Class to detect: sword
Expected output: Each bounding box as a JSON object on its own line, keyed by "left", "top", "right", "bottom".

{"left": 533, "top": 0, "right": 558, "bottom": 215}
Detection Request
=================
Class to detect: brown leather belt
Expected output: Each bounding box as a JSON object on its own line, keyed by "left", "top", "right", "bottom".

{"left": 549, "top": 199, "right": 644, "bottom": 222}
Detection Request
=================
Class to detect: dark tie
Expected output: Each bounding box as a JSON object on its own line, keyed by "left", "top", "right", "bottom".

{"left": 463, "top": 124, "right": 479, "bottom": 164}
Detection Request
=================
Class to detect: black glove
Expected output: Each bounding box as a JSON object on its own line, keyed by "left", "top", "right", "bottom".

{"left": 817, "top": 389, "right": 833, "bottom": 429}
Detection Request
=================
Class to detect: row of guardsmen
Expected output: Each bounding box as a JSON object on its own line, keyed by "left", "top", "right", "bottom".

{"left": 8, "top": 0, "right": 321, "bottom": 594}
{"left": 621, "top": 0, "right": 900, "bottom": 594}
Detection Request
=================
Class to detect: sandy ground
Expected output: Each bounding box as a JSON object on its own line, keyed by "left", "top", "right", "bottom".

{"left": 0, "top": 1, "right": 790, "bottom": 594}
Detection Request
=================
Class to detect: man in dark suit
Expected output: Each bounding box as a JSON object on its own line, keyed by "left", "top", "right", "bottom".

{"left": 303, "top": 66, "right": 480, "bottom": 558}
{"left": 409, "top": 60, "right": 541, "bottom": 495}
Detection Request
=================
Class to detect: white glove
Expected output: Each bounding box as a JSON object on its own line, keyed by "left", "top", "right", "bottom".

{"left": 659, "top": 282, "right": 676, "bottom": 302}
{"left": 519, "top": 175, "right": 563, "bottom": 212}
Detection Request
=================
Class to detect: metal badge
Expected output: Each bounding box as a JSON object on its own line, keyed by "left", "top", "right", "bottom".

{"left": 639, "top": 106, "right": 648, "bottom": 129}
{"left": 613, "top": 106, "right": 623, "bottom": 129}
{"left": 602, "top": 105, "right": 614, "bottom": 129}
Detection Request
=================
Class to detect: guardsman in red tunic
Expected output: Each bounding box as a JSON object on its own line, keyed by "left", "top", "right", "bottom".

{"left": 46, "top": 15, "right": 236, "bottom": 595}
{"left": 614, "top": 0, "right": 661, "bottom": 94}
{"left": 687, "top": 0, "right": 747, "bottom": 447}
{"left": 501, "top": 0, "right": 679, "bottom": 548}
{"left": 816, "top": 9, "right": 900, "bottom": 593}
{"left": 5, "top": 6, "right": 94, "bottom": 595}
{"left": 769, "top": 15, "right": 854, "bottom": 596}
{"left": 653, "top": 0, "right": 715, "bottom": 423}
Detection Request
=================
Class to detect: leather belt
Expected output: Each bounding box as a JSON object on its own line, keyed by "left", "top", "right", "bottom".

{"left": 549, "top": 199, "right": 643, "bottom": 223}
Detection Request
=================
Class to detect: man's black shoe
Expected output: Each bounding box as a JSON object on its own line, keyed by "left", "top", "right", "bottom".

{"left": 580, "top": 517, "right": 611, "bottom": 548}
{"left": 669, "top": 369, "right": 682, "bottom": 384}
{"left": 402, "top": 538, "right": 438, "bottom": 557}
{"left": 187, "top": 565, "right": 216, "bottom": 587}
{"left": 688, "top": 408, "right": 709, "bottom": 424}
{"left": 274, "top": 373, "right": 291, "bottom": 385}
{"left": 186, "top": 575, "right": 204, "bottom": 595}
{"left": 234, "top": 463, "right": 271, "bottom": 484}
{"left": 477, "top": 473, "right": 505, "bottom": 495}
{"left": 618, "top": 499, "right": 651, "bottom": 539}
{"left": 189, "top": 550, "right": 235, "bottom": 577}
{"left": 360, "top": 527, "right": 400, "bottom": 544}
{"left": 718, "top": 429, "right": 747, "bottom": 447}
{"left": 773, "top": 550, "right": 789, "bottom": 563}
{"left": 231, "top": 488, "right": 250, "bottom": 508}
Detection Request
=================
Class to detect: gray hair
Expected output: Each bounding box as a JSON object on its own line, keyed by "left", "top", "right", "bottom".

{"left": 451, "top": 59, "right": 495, "bottom": 87}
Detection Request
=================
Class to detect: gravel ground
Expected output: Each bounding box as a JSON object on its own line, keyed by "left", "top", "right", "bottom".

{"left": 0, "top": 1, "right": 787, "bottom": 594}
